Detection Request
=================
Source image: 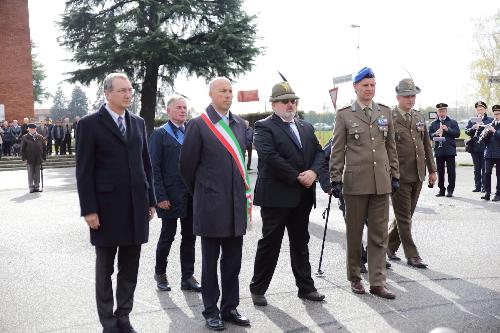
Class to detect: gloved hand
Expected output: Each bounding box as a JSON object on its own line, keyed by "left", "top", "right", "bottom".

{"left": 331, "top": 181, "right": 342, "bottom": 198}
{"left": 391, "top": 178, "right": 400, "bottom": 194}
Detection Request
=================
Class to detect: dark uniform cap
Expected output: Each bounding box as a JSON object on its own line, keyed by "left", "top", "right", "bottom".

{"left": 354, "top": 67, "right": 375, "bottom": 83}
{"left": 27, "top": 123, "right": 37, "bottom": 129}
{"left": 492, "top": 104, "right": 500, "bottom": 112}
{"left": 474, "top": 100, "right": 487, "bottom": 109}
{"left": 436, "top": 103, "right": 448, "bottom": 109}
{"left": 269, "top": 82, "right": 300, "bottom": 102}
{"left": 395, "top": 78, "right": 421, "bottom": 96}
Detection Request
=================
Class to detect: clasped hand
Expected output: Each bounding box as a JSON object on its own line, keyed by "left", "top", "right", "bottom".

{"left": 297, "top": 170, "right": 317, "bottom": 188}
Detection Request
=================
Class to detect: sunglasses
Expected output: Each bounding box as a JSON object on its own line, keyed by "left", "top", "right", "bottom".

{"left": 279, "top": 99, "right": 297, "bottom": 105}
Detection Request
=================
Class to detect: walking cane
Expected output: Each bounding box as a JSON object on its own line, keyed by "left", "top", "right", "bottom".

{"left": 316, "top": 193, "right": 333, "bottom": 277}
{"left": 40, "top": 162, "right": 44, "bottom": 191}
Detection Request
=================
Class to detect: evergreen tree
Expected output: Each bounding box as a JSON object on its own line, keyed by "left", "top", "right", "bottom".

{"left": 58, "top": 0, "right": 261, "bottom": 134}
{"left": 50, "top": 86, "right": 68, "bottom": 121}
{"left": 32, "top": 41, "right": 49, "bottom": 103}
{"left": 67, "top": 86, "right": 89, "bottom": 120}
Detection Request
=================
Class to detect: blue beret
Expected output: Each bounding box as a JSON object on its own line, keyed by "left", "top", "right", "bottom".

{"left": 354, "top": 67, "right": 375, "bottom": 83}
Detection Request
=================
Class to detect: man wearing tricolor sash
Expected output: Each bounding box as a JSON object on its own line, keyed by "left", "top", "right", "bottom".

{"left": 180, "top": 77, "right": 250, "bottom": 331}
{"left": 249, "top": 81, "right": 326, "bottom": 306}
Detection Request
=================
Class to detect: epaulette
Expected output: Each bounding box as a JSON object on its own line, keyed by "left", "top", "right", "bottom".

{"left": 377, "top": 102, "right": 390, "bottom": 109}
{"left": 338, "top": 105, "right": 350, "bottom": 112}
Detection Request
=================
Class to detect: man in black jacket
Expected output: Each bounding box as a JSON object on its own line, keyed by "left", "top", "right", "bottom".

{"left": 249, "top": 82, "right": 326, "bottom": 306}
{"left": 76, "top": 73, "right": 156, "bottom": 333}
{"left": 429, "top": 103, "right": 460, "bottom": 197}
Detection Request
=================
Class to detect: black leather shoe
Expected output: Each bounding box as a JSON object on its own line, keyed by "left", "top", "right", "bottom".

{"left": 387, "top": 249, "right": 401, "bottom": 261}
{"left": 222, "top": 309, "right": 250, "bottom": 326}
{"left": 407, "top": 256, "right": 428, "bottom": 269}
{"left": 386, "top": 261, "right": 392, "bottom": 269}
{"left": 29, "top": 188, "right": 35, "bottom": 193}
{"left": 481, "top": 194, "right": 491, "bottom": 201}
{"left": 446, "top": 191, "right": 453, "bottom": 197}
{"left": 34, "top": 188, "right": 42, "bottom": 192}
{"left": 472, "top": 188, "right": 481, "bottom": 192}
{"left": 251, "top": 293, "right": 267, "bottom": 306}
{"left": 435, "top": 191, "right": 445, "bottom": 197}
{"left": 181, "top": 276, "right": 201, "bottom": 292}
{"left": 102, "top": 328, "right": 119, "bottom": 333}
{"left": 298, "top": 290, "right": 325, "bottom": 301}
{"left": 360, "top": 263, "right": 368, "bottom": 273}
{"left": 492, "top": 195, "right": 500, "bottom": 202}
{"left": 205, "top": 317, "right": 225, "bottom": 330}
{"left": 154, "top": 273, "right": 171, "bottom": 291}
{"left": 117, "top": 317, "right": 137, "bottom": 333}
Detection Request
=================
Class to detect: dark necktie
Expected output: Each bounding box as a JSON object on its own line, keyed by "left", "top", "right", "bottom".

{"left": 405, "top": 113, "right": 411, "bottom": 123}
{"left": 117, "top": 116, "right": 126, "bottom": 137}
{"left": 285, "top": 122, "right": 302, "bottom": 148}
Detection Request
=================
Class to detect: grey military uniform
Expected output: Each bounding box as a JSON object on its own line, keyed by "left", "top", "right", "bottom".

{"left": 330, "top": 101, "right": 399, "bottom": 287}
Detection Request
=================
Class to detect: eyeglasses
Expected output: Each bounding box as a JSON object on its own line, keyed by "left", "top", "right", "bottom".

{"left": 113, "top": 88, "right": 134, "bottom": 95}
{"left": 279, "top": 99, "right": 297, "bottom": 105}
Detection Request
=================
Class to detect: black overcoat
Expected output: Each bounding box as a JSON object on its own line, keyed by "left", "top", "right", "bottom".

{"left": 179, "top": 105, "right": 247, "bottom": 238}
{"left": 76, "top": 105, "right": 156, "bottom": 246}
{"left": 149, "top": 125, "right": 190, "bottom": 219}
{"left": 253, "top": 114, "right": 324, "bottom": 208}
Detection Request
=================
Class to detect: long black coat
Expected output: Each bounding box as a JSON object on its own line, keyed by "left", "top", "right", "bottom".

{"left": 253, "top": 114, "right": 324, "bottom": 207}
{"left": 179, "top": 105, "right": 247, "bottom": 238}
{"left": 76, "top": 105, "right": 156, "bottom": 246}
{"left": 484, "top": 121, "right": 500, "bottom": 159}
{"left": 149, "top": 125, "right": 190, "bottom": 219}
{"left": 429, "top": 116, "right": 460, "bottom": 157}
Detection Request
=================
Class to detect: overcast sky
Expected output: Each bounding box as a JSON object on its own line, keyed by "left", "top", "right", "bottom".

{"left": 28, "top": 0, "right": 499, "bottom": 114}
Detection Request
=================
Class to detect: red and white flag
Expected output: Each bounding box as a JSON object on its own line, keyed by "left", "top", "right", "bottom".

{"left": 237, "top": 90, "right": 259, "bottom": 102}
{"left": 329, "top": 87, "right": 338, "bottom": 109}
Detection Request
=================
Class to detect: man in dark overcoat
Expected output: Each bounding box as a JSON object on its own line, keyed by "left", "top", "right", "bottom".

{"left": 249, "top": 82, "right": 326, "bottom": 306}
{"left": 429, "top": 103, "right": 460, "bottom": 197}
{"left": 481, "top": 104, "right": 500, "bottom": 201}
{"left": 149, "top": 96, "right": 200, "bottom": 292}
{"left": 76, "top": 73, "right": 156, "bottom": 333}
{"left": 180, "top": 77, "right": 250, "bottom": 331}
{"left": 21, "top": 123, "right": 46, "bottom": 193}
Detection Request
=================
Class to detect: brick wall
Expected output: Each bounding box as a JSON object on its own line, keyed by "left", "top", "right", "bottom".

{"left": 0, "top": 0, "right": 34, "bottom": 122}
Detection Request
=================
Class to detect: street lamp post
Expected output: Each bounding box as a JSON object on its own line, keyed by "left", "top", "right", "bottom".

{"left": 351, "top": 24, "right": 360, "bottom": 67}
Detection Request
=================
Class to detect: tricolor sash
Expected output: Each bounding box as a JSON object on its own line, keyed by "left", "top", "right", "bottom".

{"left": 200, "top": 113, "right": 252, "bottom": 224}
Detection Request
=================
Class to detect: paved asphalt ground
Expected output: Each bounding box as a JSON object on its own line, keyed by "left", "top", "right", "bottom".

{"left": 1, "top": 152, "right": 499, "bottom": 333}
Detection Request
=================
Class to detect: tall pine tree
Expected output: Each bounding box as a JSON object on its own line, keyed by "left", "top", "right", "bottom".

{"left": 67, "top": 86, "right": 89, "bottom": 120}
{"left": 58, "top": 0, "right": 261, "bottom": 134}
{"left": 50, "top": 86, "right": 68, "bottom": 121}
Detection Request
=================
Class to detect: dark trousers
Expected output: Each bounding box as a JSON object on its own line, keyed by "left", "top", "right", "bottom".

{"left": 201, "top": 236, "right": 242, "bottom": 319}
{"left": 61, "top": 135, "right": 72, "bottom": 155}
{"left": 436, "top": 155, "right": 456, "bottom": 192}
{"left": 155, "top": 216, "right": 196, "bottom": 280}
{"left": 46, "top": 138, "right": 53, "bottom": 155}
{"left": 470, "top": 152, "right": 485, "bottom": 190}
{"left": 54, "top": 138, "right": 62, "bottom": 155}
{"left": 250, "top": 194, "right": 316, "bottom": 295}
{"left": 3, "top": 141, "right": 11, "bottom": 156}
{"left": 246, "top": 146, "right": 253, "bottom": 169}
{"left": 95, "top": 245, "right": 141, "bottom": 329}
{"left": 484, "top": 158, "right": 500, "bottom": 195}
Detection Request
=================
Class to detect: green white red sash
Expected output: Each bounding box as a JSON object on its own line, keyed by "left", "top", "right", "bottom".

{"left": 200, "top": 113, "right": 252, "bottom": 224}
